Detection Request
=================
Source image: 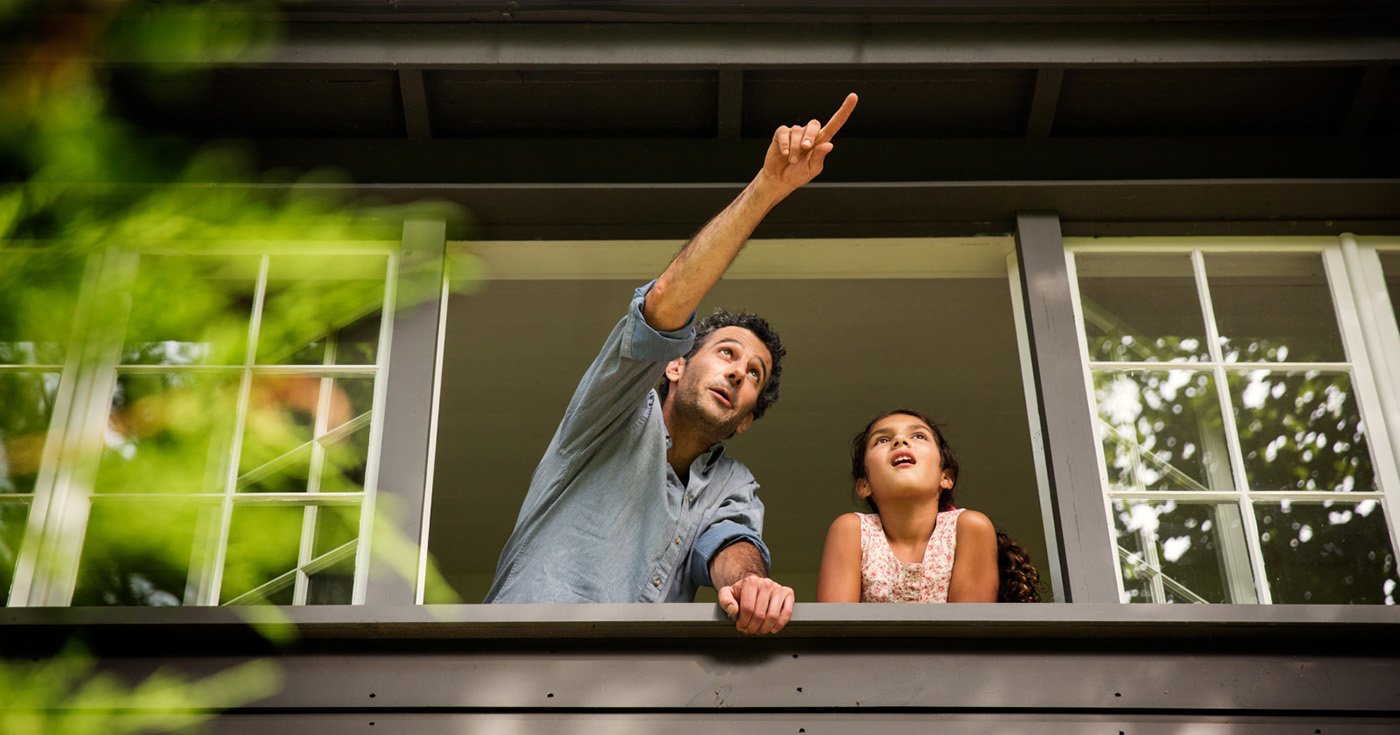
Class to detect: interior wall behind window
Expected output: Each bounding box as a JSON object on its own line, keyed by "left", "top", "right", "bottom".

{"left": 429, "top": 239, "right": 1049, "bottom": 603}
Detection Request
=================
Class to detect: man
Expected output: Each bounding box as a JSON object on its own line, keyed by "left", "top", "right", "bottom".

{"left": 486, "top": 94, "right": 859, "bottom": 635}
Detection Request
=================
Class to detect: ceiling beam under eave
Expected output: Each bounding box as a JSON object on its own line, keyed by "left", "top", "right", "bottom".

{"left": 80, "top": 21, "right": 1400, "bottom": 69}
{"left": 398, "top": 68, "right": 433, "bottom": 140}
{"left": 1343, "top": 65, "right": 1392, "bottom": 136}
{"left": 326, "top": 179, "right": 1400, "bottom": 240}
{"left": 717, "top": 70, "right": 744, "bottom": 140}
{"left": 1026, "top": 67, "right": 1063, "bottom": 139}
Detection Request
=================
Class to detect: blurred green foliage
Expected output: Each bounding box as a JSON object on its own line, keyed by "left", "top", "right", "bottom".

{"left": 2, "top": 0, "right": 463, "bottom": 729}
{"left": 0, "top": 645, "right": 281, "bottom": 735}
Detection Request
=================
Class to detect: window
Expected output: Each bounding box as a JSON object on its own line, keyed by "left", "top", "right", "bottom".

{"left": 1069, "top": 239, "right": 1400, "bottom": 604}
{"left": 427, "top": 238, "right": 1057, "bottom": 603}
{"left": 3, "top": 245, "right": 400, "bottom": 607}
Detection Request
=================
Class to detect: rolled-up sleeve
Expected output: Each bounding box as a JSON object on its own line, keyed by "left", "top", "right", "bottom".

{"left": 689, "top": 520, "right": 771, "bottom": 589}
{"left": 622, "top": 281, "right": 695, "bottom": 363}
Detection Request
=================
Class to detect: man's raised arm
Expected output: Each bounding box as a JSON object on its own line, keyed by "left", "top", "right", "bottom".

{"left": 642, "top": 93, "right": 858, "bottom": 331}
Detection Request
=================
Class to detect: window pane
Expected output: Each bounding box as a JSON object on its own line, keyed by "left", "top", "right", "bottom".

{"left": 239, "top": 376, "right": 374, "bottom": 492}
{"left": 122, "top": 255, "right": 260, "bottom": 366}
{"left": 221, "top": 504, "right": 303, "bottom": 603}
{"left": 1094, "top": 370, "right": 1232, "bottom": 492}
{"left": 240, "top": 376, "right": 317, "bottom": 491}
{"left": 1113, "top": 499, "right": 1253, "bottom": 604}
{"left": 1228, "top": 370, "right": 1376, "bottom": 492}
{"left": 306, "top": 556, "right": 354, "bottom": 605}
{"left": 1, "top": 502, "right": 29, "bottom": 599}
{"left": 0, "top": 371, "right": 60, "bottom": 494}
{"left": 73, "top": 499, "right": 209, "bottom": 606}
{"left": 256, "top": 254, "right": 387, "bottom": 365}
{"left": 0, "top": 252, "right": 84, "bottom": 365}
{"left": 1075, "top": 253, "right": 1208, "bottom": 362}
{"left": 1256, "top": 501, "right": 1399, "bottom": 604}
{"left": 96, "top": 371, "right": 240, "bottom": 493}
{"left": 238, "top": 446, "right": 311, "bottom": 494}
{"left": 1204, "top": 253, "right": 1345, "bottom": 363}
{"left": 313, "top": 505, "right": 359, "bottom": 557}
{"left": 327, "top": 376, "right": 375, "bottom": 434}
{"left": 320, "top": 424, "right": 370, "bottom": 494}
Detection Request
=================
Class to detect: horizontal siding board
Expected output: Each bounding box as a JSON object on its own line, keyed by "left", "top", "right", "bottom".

{"left": 201, "top": 713, "right": 1400, "bottom": 735}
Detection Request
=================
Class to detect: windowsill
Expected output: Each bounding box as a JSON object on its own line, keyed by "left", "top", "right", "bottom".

{"left": 5, "top": 602, "right": 1398, "bottom": 646}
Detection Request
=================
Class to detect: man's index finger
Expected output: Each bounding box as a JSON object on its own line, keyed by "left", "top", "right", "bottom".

{"left": 818, "top": 93, "right": 859, "bottom": 142}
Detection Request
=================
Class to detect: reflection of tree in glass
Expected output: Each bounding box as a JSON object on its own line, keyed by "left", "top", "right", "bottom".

{"left": 0, "top": 372, "right": 60, "bottom": 493}
{"left": 1256, "top": 500, "right": 1397, "bottom": 604}
{"left": 97, "top": 372, "right": 239, "bottom": 494}
{"left": 1082, "top": 300, "right": 1207, "bottom": 363}
{"left": 1094, "top": 292, "right": 1395, "bottom": 604}
{"left": 1232, "top": 369, "right": 1375, "bottom": 493}
{"left": 1096, "top": 370, "right": 1224, "bottom": 492}
{"left": 1114, "top": 500, "right": 1231, "bottom": 603}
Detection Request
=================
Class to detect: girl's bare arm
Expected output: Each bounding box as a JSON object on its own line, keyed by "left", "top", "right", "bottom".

{"left": 815, "top": 513, "right": 863, "bottom": 602}
{"left": 947, "top": 510, "right": 998, "bottom": 602}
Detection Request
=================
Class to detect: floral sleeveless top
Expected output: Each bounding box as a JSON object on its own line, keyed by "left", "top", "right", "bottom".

{"left": 859, "top": 509, "right": 963, "bottom": 603}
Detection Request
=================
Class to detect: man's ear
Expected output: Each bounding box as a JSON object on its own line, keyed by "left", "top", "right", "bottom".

{"left": 664, "top": 356, "right": 686, "bottom": 384}
{"left": 731, "top": 413, "right": 756, "bottom": 436}
{"left": 855, "top": 478, "right": 872, "bottom": 499}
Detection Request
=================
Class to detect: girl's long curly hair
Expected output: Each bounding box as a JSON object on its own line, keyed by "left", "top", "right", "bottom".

{"left": 851, "top": 408, "right": 1043, "bottom": 603}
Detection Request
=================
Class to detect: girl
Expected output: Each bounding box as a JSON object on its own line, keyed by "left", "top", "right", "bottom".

{"left": 816, "top": 408, "right": 1041, "bottom": 603}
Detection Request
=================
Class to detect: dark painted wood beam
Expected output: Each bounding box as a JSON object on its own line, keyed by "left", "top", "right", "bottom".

{"left": 330, "top": 179, "right": 1400, "bottom": 239}
{"left": 243, "top": 136, "right": 1400, "bottom": 186}
{"left": 1026, "top": 67, "right": 1063, "bottom": 139}
{"left": 82, "top": 21, "right": 1400, "bottom": 68}
{"left": 397, "top": 67, "right": 433, "bottom": 141}
{"left": 1344, "top": 65, "right": 1393, "bottom": 136}
{"left": 717, "top": 69, "right": 743, "bottom": 140}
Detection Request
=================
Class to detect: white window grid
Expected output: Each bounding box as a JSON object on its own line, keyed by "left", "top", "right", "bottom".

{"left": 0, "top": 246, "right": 70, "bottom": 597}
{"left": 6, "top": 243, "right": 398, "bottom": 607}
{"left": 1065, "top": 236, "right": 1400, "bottom": 604}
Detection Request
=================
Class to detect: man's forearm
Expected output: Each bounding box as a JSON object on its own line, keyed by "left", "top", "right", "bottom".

{"left": 708, "top": 540, "right": 770, "bottom": 589}
{"left": 643, "top": 175, "right": 789, "bottom": 332}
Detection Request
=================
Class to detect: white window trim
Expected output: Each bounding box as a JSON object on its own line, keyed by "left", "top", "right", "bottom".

{"left": 1066, "top": 235, "right": 1400, "bottom": 604}
{"left": 7, "top": 241, "right": 400, "bottom": 608}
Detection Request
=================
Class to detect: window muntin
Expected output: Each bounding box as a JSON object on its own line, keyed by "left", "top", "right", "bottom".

{"left": 1071, "top": 242, "right": 1400, "bottom": 605}
{"left": 6, "top": 246, "right": 397, "bottom": 607}
{"left": 1, "top": 251, "right": 86, "bottom": 596}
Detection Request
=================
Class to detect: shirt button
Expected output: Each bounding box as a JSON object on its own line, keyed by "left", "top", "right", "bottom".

{"left": 674, "top": 535, "right": 682, "bottom": 545}
{"left": 652, "top": 577, "right": 662, "bottom": 587}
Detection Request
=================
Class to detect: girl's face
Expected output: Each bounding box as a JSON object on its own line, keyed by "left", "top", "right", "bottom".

{"left": 856, "top": 413, "right": 954, "bottom": 505}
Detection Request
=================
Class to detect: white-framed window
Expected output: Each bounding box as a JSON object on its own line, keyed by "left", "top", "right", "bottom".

{"left": 1067, "top": 236, "right": 1400, "bottom": 604}
{"left": 2, "top": 243, "right": 398, "bottom": 607}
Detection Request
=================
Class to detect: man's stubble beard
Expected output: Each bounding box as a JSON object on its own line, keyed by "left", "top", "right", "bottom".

{"left": 672, "top": 377, "right": 748, "bottom": 443}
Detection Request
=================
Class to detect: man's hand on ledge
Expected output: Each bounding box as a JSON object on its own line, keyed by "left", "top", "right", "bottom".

{"left": 717, "top": 574, "right": 795, "bottom": 635}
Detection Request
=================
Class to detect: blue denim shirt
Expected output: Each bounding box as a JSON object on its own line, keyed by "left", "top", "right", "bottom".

{"left": 484, "top": 282, "right": 771, "bottom": 603}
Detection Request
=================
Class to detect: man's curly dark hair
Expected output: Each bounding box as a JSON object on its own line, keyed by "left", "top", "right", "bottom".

{"left": 656, "top": 308, "right": 786, "bottom": 421}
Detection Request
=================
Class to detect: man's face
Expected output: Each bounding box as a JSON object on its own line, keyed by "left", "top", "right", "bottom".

{"left": 664, "top": 326, "right": 773, "bottom": 439}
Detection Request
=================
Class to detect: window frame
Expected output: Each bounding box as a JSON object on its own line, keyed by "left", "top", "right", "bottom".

{"left": 10, "top": 212, "right": 1399, "bottom": 617}
{"left": 1064, "top": 235, "right": 1400, "bottom": 604}
{"left": 3, "top": 222, "right": 446, "bottom": 608}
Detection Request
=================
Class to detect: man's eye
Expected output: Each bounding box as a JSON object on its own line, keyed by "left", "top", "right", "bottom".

{"left": 748, "top": 369, "right": 760, "bottom": 380}
{"left": 720, "top": 348, "right": 733, "bottom": 357}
